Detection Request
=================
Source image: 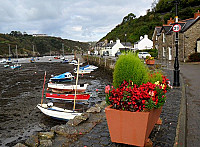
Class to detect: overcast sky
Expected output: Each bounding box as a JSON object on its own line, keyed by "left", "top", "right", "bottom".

{"left": 0, "top": 0, "right": 153, "bottom": 42}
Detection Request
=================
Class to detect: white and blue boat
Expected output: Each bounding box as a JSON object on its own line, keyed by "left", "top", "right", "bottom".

{"left": 80, "top": 65, "right": 98, "bottom": 70}
{"left": 50, "top": 72, "right": 74, "bottom": 82}
{"left": 10, "top": 64, "right": 21, "bottom": 69}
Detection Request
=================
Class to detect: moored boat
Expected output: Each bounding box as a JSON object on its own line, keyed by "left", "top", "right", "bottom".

{"left": 48, "top": 83, "right": 88, "bottom": 93}
{"left": 46, "top": 93, "right": 90, "bottom": 101}
{"left": 50, "top": 72, "right": 74, "bottom": 82}
{"left": 37, "top": 103, "right": 82, "bottom": 121}
{"left": 10, "top": 64, "right": 21, "bottom": 69}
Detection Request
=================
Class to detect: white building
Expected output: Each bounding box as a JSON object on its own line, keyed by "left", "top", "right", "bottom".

{"left": 134, "top": 35, "right": 153, "bottom": 50}
{"left": 105, "top": 39, "right": 133, "bottom": 56}
{"left": 107, "top": 39, "right": 124, "bottom": 56}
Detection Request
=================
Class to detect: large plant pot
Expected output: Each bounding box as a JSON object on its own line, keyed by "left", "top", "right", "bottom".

{"left": 146, "top": 59, "right": 155, "bottom": 65}
{"left": 105, "top": 105, "right": 162, "bottom": 146}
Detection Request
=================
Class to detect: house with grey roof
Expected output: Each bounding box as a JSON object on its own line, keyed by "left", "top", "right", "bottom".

{"left": 95, "top": 39, "right": 133, "bottom": 56}
{"left": 153, "top": 10, "right": 200, "bottom": 61}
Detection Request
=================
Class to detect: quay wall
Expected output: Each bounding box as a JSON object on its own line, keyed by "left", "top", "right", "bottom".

{"left": 83, "top": 55, "right": 116, "bottom": 70}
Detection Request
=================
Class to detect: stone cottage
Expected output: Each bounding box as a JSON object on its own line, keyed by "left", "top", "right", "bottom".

{"left": 152, "top": 10, "right": 200, "bottom": 61}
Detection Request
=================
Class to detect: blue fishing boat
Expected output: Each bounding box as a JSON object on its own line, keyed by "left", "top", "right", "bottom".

{"left": 50, "top": 72, "right": 74, "bottom": 82}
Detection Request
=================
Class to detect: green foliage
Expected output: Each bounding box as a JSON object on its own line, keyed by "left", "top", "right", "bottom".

{"left": 148, "top": 70, "right": 163, "bottom": 84}
{"left": 0, "top": 33, "right": 89, "bottom": 57}
{"left": 188, "top": 53, "right": 200, "bottom": 62}
{"left": 113, "top": 52, "right": 149, "bottom": 88}
{"left": 100, "top": 1, "right": 200, "bottom": 44}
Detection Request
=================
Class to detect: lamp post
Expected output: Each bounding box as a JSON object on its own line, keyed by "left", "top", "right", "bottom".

{"left": 125, "top": 33, "right": 127, "bottom": 52}
{"left": 173, "top": 0, "right": 180, "bottom": 87}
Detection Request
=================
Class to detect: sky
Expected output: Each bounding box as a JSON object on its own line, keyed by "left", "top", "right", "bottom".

{"left": 0, "top": 0, "right": 153, "bottom": 42}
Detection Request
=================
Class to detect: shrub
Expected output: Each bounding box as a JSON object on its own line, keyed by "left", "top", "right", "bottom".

{"left": 188, "top": 53, "right": 200, "bottom": 62}
{"left": 148, "top": 70, "right": 163, "bottom": 84}
{"left": 113, "top": 52, "right": 149, "bottom": 88}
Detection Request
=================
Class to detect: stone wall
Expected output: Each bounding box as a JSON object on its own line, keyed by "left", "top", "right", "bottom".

{"left": 157, "top": 19, "right": 200, "bottom": 61}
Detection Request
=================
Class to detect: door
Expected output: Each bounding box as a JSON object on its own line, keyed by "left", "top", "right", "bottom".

{"left": 197, "top": 40, "right": 200, "bottom": 53}
{"left": 168, "top": 47, "right": 172, "bottom": 60}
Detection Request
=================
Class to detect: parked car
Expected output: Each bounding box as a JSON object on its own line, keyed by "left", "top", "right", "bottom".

{"left": 138, "top": 52, "right": 151, "bottom": 58}
{"left": 103, "top": 52, "right": 109, "bottom": 56}
{"left": 115, "top": 52, "right": 122, "bottom": 57}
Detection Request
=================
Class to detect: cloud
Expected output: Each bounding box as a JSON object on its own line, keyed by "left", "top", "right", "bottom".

{"left": 0, "top": 0, "right": 153, "bottom": 42}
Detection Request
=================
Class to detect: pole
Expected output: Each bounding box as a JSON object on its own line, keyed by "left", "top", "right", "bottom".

{"left": 41, "top": 71, "right": 46, "bottom": 105}
{"left": 73, "top": 58, "right": 79, "bottom": 111}
{"left": 173, "top": 0, "right": 180, "bottom": 87}
{"left": 125, "top": 34, "right": 127, "bottom": 52}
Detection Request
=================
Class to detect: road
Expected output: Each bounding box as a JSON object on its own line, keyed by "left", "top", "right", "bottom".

{"left": 180, "top": 63, "right": 200, "bottom": 147}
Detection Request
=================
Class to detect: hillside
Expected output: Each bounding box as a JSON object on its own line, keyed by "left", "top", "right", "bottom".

{"left": 100, "top": 0, "right": 200, "bottom": 44}
{"left": 0, "top": 32, "right": 89, "bottom": 57}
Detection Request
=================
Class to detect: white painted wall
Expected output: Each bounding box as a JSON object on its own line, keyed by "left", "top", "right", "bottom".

{"left": 110, "top": 39, "right": 125, "bottom": 56}
{"left": 135, "top": 35, "right": 153, "bottom": 50}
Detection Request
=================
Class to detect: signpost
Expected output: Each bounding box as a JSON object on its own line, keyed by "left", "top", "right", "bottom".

{"left": 172, "top": 24, "right": 181, "bottom": 32}
{"left": 173, "top": 1, "right": 180, "bottom": 87}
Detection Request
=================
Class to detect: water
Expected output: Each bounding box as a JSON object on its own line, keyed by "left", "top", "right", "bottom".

{"left": 0, "top": 56, "right": 112, "bottom": 146}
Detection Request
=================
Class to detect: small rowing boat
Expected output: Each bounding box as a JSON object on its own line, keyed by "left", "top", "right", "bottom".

{"left": 37, "top": 103, "right": 82, "bottom": 121}
{"left": 48, "top": 83, "right": 88, "bottom": 93}
{"left": 46, "top": 93, "right": 90, "bottom": 101}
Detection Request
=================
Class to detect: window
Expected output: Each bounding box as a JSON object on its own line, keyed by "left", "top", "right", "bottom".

{"left": 163, "top": 33, "right": 165, "bottom": 43}
{"left": 163, "top": 47, "right": 166, "bottom": 57}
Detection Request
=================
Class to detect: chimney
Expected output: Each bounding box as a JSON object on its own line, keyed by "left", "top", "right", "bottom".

{"left": 144, "top": 35, "right": 148, "bottom": 39}
{"left": 110, "top": 40, "right": 113, "bottom": 44}
{"left": 167, "top": 17, "right": 175, "bottom": 25}
{"left": 194, "top": 10, "right": 200, "bottom": 19}
{"left": 140, "top": 36, "right": 143, "bottom": 40}
{"left": 116, "top": 39, "right": 120, "bottom": 44}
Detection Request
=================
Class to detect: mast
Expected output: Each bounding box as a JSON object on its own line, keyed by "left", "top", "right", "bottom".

{"left": 16, "top": 45, "right": 18, "bottom": 59}
{"left": 62, "top": 43, "right": 64, "bottom": 57}
{"left": 8, "top": 44, "right": 11, "bottom": 57}
{"left": 33, "top": 44, "right": 35, "bottom": 57}
{"left": 73, "top": 58, "right": 79, "bottom": 111}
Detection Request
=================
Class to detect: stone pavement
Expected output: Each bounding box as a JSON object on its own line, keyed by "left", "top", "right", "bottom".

{"left": 68, "top": 63, "right": 183, "bottom": 147}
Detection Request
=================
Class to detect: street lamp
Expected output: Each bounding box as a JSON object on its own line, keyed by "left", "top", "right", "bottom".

{"left": 125, "top": 33, "right": 127, "bottom": 52}
{"left": 173, "top": 0, "right": 180, "bottom": 87}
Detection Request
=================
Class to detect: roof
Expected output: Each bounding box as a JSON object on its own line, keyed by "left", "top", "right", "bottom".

{"left": 121, "top": 42, "right": 132, "bottom": 47}
{"left": 106, "top": 42, "right": 116, "bottom": 47}
{"left": 158, "top": 16, "right": 200, "bottom": 35}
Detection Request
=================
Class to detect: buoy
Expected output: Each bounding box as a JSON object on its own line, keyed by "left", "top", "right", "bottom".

{"left": 96, "top": 89, "right": 98, "bottom": 92}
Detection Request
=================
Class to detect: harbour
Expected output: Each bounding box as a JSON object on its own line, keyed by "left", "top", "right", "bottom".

{"left": 0, "top": 56, "right": 112, "bottom": 146}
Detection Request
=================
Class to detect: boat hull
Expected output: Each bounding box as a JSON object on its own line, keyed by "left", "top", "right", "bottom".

{"left": 48, "top": 83, "right": 88, "bottom": 93}
{"left": 46, "top": 93, "right": 90, "bottom": 101}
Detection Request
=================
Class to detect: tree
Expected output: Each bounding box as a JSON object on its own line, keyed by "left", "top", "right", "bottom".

{"left": 122, "top": 13, "right": 136, "bottom": 24}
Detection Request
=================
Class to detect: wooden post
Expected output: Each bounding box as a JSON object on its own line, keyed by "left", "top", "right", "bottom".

{"left": 41, "top": 71, "right": 46, "bottom": 105}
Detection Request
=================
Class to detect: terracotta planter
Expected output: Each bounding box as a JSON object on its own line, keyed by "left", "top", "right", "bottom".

{"left": 146, "top": 59, "right": 155, "bottom": 65}
{"left": 105, "top": 105, "right": 162, "bottom": 146}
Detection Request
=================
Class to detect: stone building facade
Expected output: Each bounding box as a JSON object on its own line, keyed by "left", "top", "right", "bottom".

{"left": 153, "top": 10, "right": 200, "bottom": 61}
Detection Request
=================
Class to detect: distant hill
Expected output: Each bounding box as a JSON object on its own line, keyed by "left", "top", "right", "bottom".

{"left": 0, "top": 32, "right": 89, "bottom": 57}
{"left": 100, "top": 0, "right": 200, "bottom": 44}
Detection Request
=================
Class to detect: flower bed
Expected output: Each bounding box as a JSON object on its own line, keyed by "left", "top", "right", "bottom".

{"left": 105, "top": 76, "right": 172, "bottom": 112}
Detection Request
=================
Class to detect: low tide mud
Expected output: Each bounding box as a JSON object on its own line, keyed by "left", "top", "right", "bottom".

{"left": 0, "top": 61, "right": 112, "bottom": 146}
